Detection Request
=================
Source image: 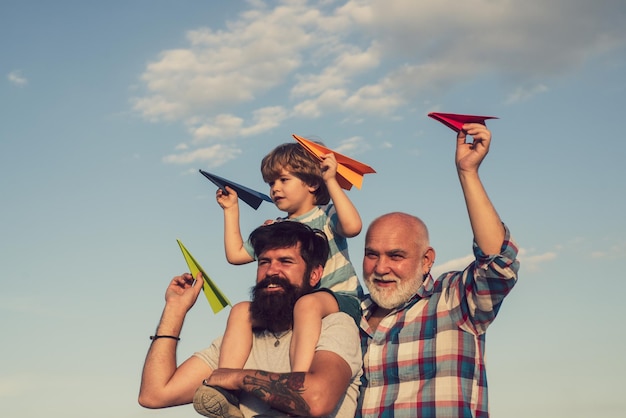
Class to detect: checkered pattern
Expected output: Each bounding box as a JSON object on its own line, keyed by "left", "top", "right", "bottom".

{"left": 357, "top": 226, "right": 519, "bottom": 418}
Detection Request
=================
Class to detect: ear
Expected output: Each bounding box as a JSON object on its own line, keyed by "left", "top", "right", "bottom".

{"left": 308, "top": 265, "right": 324, "bottom": 288}
{"left": 307, "top": 183, "right": 319, "bottom": 194}
{"left": 423, "top": 247, "right": 436, "bottom": 275}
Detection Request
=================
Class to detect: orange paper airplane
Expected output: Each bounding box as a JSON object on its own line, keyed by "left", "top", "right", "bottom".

{"left": 428, "top": 112, "right": 498, "bottom": 133}
{"left": 292, "top": 134, "right": 376, "bottom": 190}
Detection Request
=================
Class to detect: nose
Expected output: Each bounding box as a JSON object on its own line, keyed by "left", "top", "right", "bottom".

{"left": 264, "top": 260, "right": 281, "bottom": 276}
{"left": 373, "top": 256, "right": 390, "bottom": 276}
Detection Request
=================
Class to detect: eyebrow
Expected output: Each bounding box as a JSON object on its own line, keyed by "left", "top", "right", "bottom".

{"left": 258, "top": 254, "right": 297, "bottom": 262}
{"left": 365, "top": 247, "right": 407, "bottom": 256}
{"left": 387, "top": 249, "right": 408, "bottom": 255}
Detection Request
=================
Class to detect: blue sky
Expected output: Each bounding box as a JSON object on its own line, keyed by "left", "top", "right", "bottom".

{"left": 1, "top": 1, "right": 625, "bottom": 417}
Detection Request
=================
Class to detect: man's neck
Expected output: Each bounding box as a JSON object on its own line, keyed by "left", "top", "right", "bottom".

{"left": 367, "top": 306, "right": 392, "bottom": 331}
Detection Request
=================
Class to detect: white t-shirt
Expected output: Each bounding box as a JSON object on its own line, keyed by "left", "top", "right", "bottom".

{"left": 193, "top": 312, "right": 362, "bottom": 418}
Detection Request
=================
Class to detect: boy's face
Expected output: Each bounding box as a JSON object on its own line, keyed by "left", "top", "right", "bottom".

{"left": 268, "top": 169, "right": 317, "bottom": 217}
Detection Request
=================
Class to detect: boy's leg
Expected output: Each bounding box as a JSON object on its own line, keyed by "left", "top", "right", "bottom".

{"left": 290, "top": 291, "right": 339, "bottom": 372}
{"left": 219, "top": 301, "right": 253, "bottom": 368}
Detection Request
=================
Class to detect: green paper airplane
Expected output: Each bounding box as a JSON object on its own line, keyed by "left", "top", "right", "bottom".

{"left": 177, "top": 239, "right": 231, "bottom": 314}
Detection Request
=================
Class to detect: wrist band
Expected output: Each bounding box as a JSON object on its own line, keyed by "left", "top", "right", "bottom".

{"left": 150, "top": 335, "right": 180, "bottom": 341}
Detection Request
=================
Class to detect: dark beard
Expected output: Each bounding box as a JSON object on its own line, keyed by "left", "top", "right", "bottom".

{"left": 249, "top": 275, "right": 312, "bottom": 333}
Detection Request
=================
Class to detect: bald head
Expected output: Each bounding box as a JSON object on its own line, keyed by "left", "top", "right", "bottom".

{"left": 367, "top": 212, "right": 430, "bottom": 252}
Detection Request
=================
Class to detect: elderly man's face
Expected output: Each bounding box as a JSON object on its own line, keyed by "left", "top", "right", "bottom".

{"left": 362, "top": 219, "right": 425, "bottom": 310}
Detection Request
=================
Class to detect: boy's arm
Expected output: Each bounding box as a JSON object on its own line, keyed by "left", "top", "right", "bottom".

{"left": 321, "top": 153, "right": 362, "bottom": 237}
{"left": 218, "top": 186, "right": 255, "bottom": 264}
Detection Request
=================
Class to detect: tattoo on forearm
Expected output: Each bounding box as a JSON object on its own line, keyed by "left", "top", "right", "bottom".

{"left": 243, "top": 371, "right": 310, "bottom": 415}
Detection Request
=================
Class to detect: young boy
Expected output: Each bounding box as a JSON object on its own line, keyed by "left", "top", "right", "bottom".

{"left": 216, "top": 141, "right": 363, "bottom": 373}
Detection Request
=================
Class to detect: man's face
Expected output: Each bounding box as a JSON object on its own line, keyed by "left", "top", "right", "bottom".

{"left": 250, "top": 243, "right": 315, "bottom": 332}
{"left": 255, "top": 243, "right": 310, "bottom": 289}
{"left": 363, "top": 219, "right": 425, "bottom": 310}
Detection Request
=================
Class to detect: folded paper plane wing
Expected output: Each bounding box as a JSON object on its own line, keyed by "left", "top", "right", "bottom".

{"left": 428, "top": 112, "right": 498, "bottom": 133}
{"left": 199, "top": 169, "right": 272, "bottom": 210}
{"left": 292, "top": 134, "right": 376, "bottom": 190}
{"left": 177, "top": 239, "right": 231, "bottom": 314}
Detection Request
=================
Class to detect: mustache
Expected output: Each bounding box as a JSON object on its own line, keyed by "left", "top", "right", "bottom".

{"left": 369, "top": 275, "right": 400, "bottom": 284}
{"left": 251, "top": 275, "right": 299, "bottom": 297}
{"left": 255, "top": 275, "right": 290, "bottom": 290}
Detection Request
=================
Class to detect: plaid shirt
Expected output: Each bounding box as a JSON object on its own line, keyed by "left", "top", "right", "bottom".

{"left": 357, "top": 226, "right": 519, "bottom": 418}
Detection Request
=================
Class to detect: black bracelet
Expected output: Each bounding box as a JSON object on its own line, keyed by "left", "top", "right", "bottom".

{"left": 150, "top": 335, "right": 180, "bottom": 341}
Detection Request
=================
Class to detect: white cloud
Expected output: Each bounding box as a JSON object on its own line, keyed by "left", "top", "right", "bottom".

{"left": 335, "top": 135, "right": 369, "bottom": 154}
{"left": 591, "top": 240, "right": 626, "bottom": 259}
{"left": 132, "top": 2, "right": 332, "bottom": 123}
{"left": 505, "top": 84, "right": 548, "bottom": 104}
{"left": 344, "top": 83, "right": 406, "bottom": 114}
{"left": 431, "top": 254, "right": 474, "bottom": 278}
{"left": 189, "top": 106, "right": 289, "bottom": 141}
{"left": 7, "top": 70, "right": 28, "bottom": 86}
{"left": 131, "top": 0, "right": 626, "bottom": 163}
{"left": 520, "top": 251, "right": 558, "bottom": 272}
{"left": 340, "top": 0, "right": 625, "bottom": 80}
{"left": 131, "top": 95, "right": 184, "bottom": 122}
{"left": 430, "top": 247, "right": 557, "bottom": 277}
{"left": 292, "top": 88, "right": 348, "bottom": 118}
{"left": 291, "top": 43, "right": 381, "bottom": 97}
{"left": 162, "top": 143, "right": 242, "bottom": 167}
{"left": 515, "top": 247, "right": 557, "bottom": 272}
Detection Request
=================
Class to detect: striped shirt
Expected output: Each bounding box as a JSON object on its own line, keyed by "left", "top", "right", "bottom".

{"left": 357, "top": 226, "right": 519, "bottom": 418}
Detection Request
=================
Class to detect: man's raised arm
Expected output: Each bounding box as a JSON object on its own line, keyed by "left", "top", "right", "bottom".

{"left": 455, "top": 123, "right": 505, "bottom": 254}
{"left": 138, "top": 273, "right": 213, "bottom": 408}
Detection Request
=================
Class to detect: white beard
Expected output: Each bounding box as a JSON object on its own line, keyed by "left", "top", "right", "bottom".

{"left": 364, "top": 264, "right": 423, "bottom": 310}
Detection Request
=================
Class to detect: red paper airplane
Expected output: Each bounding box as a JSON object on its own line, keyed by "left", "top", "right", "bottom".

{"left": 428, "top": 112, "right": 498, "bottom": 132}
{"left": 292, "top": 134, "right": 376, "bottom": 190}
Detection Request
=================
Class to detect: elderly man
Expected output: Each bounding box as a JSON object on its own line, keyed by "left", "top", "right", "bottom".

{"left": 357, "top": 124, "right": 520, "bottom": 417}
{"left": 139, "top": 221, "right": 362, "bottom": 418}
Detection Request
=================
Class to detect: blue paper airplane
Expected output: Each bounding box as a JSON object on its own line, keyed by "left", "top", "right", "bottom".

{"left": 199, "top": 169, "right": 272, "bottom": 210}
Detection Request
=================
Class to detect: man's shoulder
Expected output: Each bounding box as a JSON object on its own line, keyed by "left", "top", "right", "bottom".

{"left": 322, "top": 311, "right": 356, "bottom": 328}
{"left": 319, "top": 313, "right": 360, "bottom": 356}
{"left": 319, "top": 312, "right": 362, "bottom": 377}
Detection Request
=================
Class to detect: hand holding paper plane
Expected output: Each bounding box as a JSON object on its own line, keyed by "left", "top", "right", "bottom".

{"left": 199, "top": 169, "right": 272, "bottom": 210}
{"left": 428, "top": 112, "right": 498, "bottom": 133}
{"left": 177, "top": 239, "right": 231, "bottom": 314}
{"left": 292, "top": 134, "right": 376, "bottom": 190}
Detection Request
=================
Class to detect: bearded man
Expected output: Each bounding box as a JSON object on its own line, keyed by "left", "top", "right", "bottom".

{"left": 357, "top": 124, "right": 520, "bottom": 418}
{"left": 139, "top": 221, "right": 362, "bottom": 418}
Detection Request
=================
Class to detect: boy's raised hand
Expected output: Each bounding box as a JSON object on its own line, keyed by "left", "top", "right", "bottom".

{"left": 320, "top": 152, "right": 338, "bottom": 183}
{"left": 216, "top": 185, "right": 239, "bottom": 210}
